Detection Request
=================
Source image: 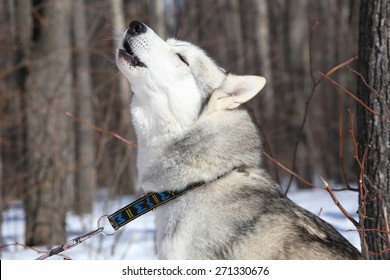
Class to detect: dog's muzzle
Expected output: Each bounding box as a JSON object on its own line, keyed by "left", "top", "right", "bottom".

{"left": 118, "top": 21, "right": 147, "bottom": 68}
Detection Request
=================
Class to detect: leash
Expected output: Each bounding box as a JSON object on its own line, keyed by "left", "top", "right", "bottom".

{"left": 35, "top": 167, "right": 240, "bottom": 260}
{"left": 35, "top": 227, "right": 103, "bottom": 260}
{"left": 35, "top": 187, "right": 198, "bottom": 260}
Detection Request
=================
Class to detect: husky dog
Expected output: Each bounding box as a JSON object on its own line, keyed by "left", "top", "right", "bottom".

{"left": 116, "top": 21, "right": 363, "bottom": 260}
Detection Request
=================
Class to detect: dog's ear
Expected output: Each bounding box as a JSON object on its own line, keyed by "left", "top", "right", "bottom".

{"left": 201, "top": 75, "right": 266, "bottom": 116}
{"left": 221, "top": 74, "right": 266, "bottom": 105}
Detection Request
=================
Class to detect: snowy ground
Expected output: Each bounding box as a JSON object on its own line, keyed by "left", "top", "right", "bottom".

{"left": 1, "top": 185, "right": 360, "bottom": 260}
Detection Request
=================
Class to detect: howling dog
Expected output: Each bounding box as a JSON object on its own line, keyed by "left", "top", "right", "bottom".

{"left": 116, "top": 20, "right": 362, "bottom": 260}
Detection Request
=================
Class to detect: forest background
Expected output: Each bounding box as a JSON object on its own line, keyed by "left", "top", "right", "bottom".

{"left": 1, "top": 0, "right": 388, "bottom": 259}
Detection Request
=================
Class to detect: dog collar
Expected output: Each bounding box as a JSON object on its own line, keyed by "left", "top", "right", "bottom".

{"left": 106, "top": 166, "right": 245, "bottom": 232}
{"left": 107, "top": 182, "right": 202, "bottom": 231}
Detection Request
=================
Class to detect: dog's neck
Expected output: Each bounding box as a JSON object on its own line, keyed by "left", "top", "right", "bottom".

{"left": 130, "top": 87, "right": 203, "bottom": 147}
{"left": 133, "top": 107, "right": 195, "bottom": 148}
{"left": 133, "top": 109, "right": 262, "bottom": 193}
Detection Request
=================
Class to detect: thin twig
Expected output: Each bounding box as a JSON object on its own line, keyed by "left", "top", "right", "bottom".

{"left": 337, "top": 93, "right": 357, "bottom": 191}
{"left": 321, "top": 178, "right": 359, "bottom": 228}
{"left": 348, "top": 66, "right": 390, "bottom": 119}
{"left": 263, "top": 150, "right": 323, "bottom": 189}
{"left": 383, "top": 206, "right": 390, "bottom": 252}
{"left": 320, "top": 73, "right": 390, "bottom": 123}
{"left": 368, "top": 248, "right": 390, "bottom": 256}
{"left": 248, "top": 106, "right": 282, "bottom": 186}
{"left": 348, "top": 228, "right": 390, "bottom": 234}
{"left": 347, "top": 110, "right": 370, "bottom": 258}
{"left": 65, "top": 112, "right": 137, "bottom": 148}
{"left": 309, "top": 20, "right": 320, "bottom": 86}
{"left": 316, "top": 56, "right": 358, "bottom": 86}
{"left": 284, "top": 55, "right": 358, "bottom": 195}
{"left": 317, "top": 207, "right": 323, "bottom": 217}
{"left": 263, "top": 150, "right": 354, "bottom": 192}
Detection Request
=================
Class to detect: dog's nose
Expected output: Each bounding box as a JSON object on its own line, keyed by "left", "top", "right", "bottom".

{"left": 128, "top": 21, "right": 147, "bottom": 36}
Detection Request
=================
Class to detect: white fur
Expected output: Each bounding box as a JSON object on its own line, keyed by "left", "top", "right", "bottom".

{"left": 116, "top": 24, "right": 265, "bottom": 186}
{"left": 116, "top": 22, "right": 362, "bottom": 260}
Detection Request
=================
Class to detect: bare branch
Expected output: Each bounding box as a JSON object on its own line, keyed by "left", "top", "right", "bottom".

{"left": 383, "top": 206, "right": 390, "bottom": 251}
{"left": 337, "top": 94, "right": 358, "bottom": 191}
{"left": 317, "top": 56, "right": 358, "bottom": 86}
{"left": 320, "top": 72, "right": 390, "bottom": 123}
{"left": 65, "top": 112, "right": 137, "bottom": 148}
{"left": 348, "top": 228, "right": 390, "bottom": 234}
{"left": 321, "top": 178, "right": 360, "bottom": 228}
{"left": 348, "top": 66, "right": 390, "bottom": 119}
{"left": 285, "top": 55, "right": 358, "bottom": 194}
{"left": 368, "top": 248, "right": 390, "bottom": 256}
{"left": 347, "top": 110, "right": 370, "bottom": 258}
{"left": 263, "top": 150, "right": 323, "bottom": 189}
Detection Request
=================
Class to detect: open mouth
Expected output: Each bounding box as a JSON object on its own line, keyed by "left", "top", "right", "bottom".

{"left": 118, "top": 40, "right": 146, "bottom": 68}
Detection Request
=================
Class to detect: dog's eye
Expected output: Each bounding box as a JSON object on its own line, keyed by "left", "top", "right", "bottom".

{"left": 177, "top": 54, "right": 189, "bottom": 66}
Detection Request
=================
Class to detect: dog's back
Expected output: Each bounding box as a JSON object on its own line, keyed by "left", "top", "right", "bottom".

{"left": 150, "top": 108, "right": 362, "bottom": 259}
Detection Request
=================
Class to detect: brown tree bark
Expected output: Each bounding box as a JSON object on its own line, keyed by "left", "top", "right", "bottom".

{"left": 148, "top": 0, "right": 167, "bottom": 39}
{"left": 111, "top": 0, "right": 137, "bottom": 195}
{"left": 0, "top": 0, "right": 34, "bottom": 250}
{"left": 357, "top": 0, "right": 390, "bottom": 260}
{"left": 25, "top": 0, "right": 74, "bottom": 246}
{"left": 73, "top": 0, "right": 97, "bottom": 213}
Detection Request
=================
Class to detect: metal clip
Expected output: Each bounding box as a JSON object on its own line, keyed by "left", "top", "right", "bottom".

{"left": 35, "top": 227, "right": 104, "bottom": 260}
{"left": 97, "top": 215, "right": 117, "bottom": 236}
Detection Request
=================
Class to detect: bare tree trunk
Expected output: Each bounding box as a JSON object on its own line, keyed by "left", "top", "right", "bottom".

{"left": 0, "top": 0, "right": 5, "bottom": 249}
{"left": 0, "top": 0, "right": 33, "bottom": 202}
{"left": 73, "top": 0, "right": 96, "bottom": 214}
{"left": 357, "top": 0, "right": 390, "bottom": 260}
{"left": 164, "top": 0, "right": 177, "bottom": 36}
{"left": 176, "top": 0, "right": 201, "bottom": 42}
{"left": 0, "top": 0, "right": 33, "bottom": 250}
{"left": 285, "top": 0, "right": 313, "bottom": 188}
{"left": 194, "top": 0, "right": 244, "bottom": 72}
{"left": 223, "top": 0, "right": 244, "bottom": 73}
{"left": 111, "top": 0, "right": 137, "bottom": 194}
{"left": 247, "top": 0, "right": 275, "bottom": 128}
{"left": 0, "top": 136, "right": 2, "bottom": 253}
{"left": 254, "top": 0, "right": 274, "bottom": 111}
{"left": 267, "top": 0, "right": 291, "bottom": 170}
{"left": 25, "top": 0, "right": 74, "bottom": 247}
{"left": 148, "top": 0, "right": 167, "bottom": 38}
{"left": 197, "top": 0, "right": 227, "bottom": 66}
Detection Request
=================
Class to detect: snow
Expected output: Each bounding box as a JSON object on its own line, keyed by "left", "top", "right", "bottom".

{"left": 1, "top": 186, "right": 360, "bottom": 260}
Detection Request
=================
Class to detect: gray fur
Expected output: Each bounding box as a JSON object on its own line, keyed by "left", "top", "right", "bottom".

{"left": 116, "top": 21, "right": 363, "bottom": 260}
{"left": 149, "top": 111, "right": 362, "bottom": 259}
{"left": 142, "top": 109, "right": 261, "bottom": 192}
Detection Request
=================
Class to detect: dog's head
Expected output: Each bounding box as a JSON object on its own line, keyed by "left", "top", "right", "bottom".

{"left": 116, "top": 21, "right": 266, "bottom": 142}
